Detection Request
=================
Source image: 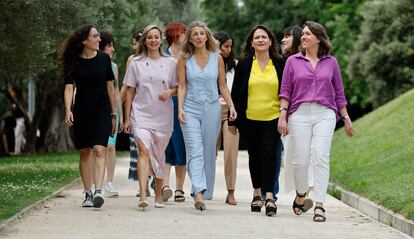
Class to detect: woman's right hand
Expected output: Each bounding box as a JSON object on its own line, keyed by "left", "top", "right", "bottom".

{"left": 64, "top": 111, "right": 73, "bottom": 127}
{"left": 178, "top": 108, "right": 186, "bottom": 124}
{"left": 124, "top": 119, "right": 132, "bottom": 134}
{"left": 278, "top": 117, "right": 288, "bottom": 136}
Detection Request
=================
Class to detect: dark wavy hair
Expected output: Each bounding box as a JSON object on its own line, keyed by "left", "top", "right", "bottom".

{"left": 57, "top": 23, "right": 95, "bottom": 81}
{"left": 214, "top": 31, "right": 236, "bottom": 72}
{"left": 282, "top": 26, "right": 302, "bottom": 58}
{"left": 243, "top": 25, "right": 282, "bottom": 61}
{"left": 99, "top": 31, "right": 115, "bottom": 51}
{"left": 301, "top": 21, "right": 332, "bottom": 57}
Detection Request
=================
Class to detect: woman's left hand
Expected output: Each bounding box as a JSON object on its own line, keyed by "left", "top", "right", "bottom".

{"left": 158, "top": 89, "right": 172, "bottom": 102}
{"left": 228, "top": 105, "right": 237, "bottom": 121}
{"left": 118, "top": 121, "right": 124, "bottom": 133}
{"left": 344, "top": 119, "right": 356, "bottom": 137}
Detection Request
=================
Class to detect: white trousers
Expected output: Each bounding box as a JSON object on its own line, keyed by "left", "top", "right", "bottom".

{"left": 288, "top": 103, "right": 336, "bottom": 203}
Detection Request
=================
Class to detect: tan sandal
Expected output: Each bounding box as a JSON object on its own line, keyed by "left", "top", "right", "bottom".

{"left": 162, "top": 186, "right": 173, "bottom": 202}
{"left": 313, "top": 206, "right": 326, "bottom": 222}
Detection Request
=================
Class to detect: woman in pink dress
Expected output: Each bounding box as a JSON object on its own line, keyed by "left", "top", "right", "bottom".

{"left": 124, "top": 25, "right": 178, "bottom": 210}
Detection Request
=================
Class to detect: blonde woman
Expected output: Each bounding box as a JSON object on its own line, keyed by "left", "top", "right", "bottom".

{"left": 177, "top": 21, "right": 237, "bottom": 211}
{"left": 124, "top": 25, "right": 178, "bottom": 210}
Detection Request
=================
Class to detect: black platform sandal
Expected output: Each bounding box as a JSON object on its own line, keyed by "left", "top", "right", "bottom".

{"left": 251, "top": 195, "right": 262, "bottom": 212}
{"left": 292, "top": 192, "right": 306, "bottom": 215}
{"left": 265, "top": 198, "right": 277, "bottom": 216}
{"left": 174, "top": 189, "right": 185, "bottom": 202}
{"left": 313, "top": 206, "right": 326, "bottom": 222}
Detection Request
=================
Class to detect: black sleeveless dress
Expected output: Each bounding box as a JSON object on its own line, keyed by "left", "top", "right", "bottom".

{"left": 64, "top": 51, "right": 115, "bottom": 149}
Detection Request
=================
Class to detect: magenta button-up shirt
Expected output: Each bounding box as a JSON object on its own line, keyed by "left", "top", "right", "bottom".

{"left": 279, "top": 52, "right": 347, "bottom": 120}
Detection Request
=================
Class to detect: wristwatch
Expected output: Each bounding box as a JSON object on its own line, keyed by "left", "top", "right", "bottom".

{"left": 342, "top": 115, "right": 350, "bottom": 121}
{"left": 279, "top": 107, "right": 288, "bottom": 112}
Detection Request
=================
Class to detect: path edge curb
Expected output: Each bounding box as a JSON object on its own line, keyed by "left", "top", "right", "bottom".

{"left": 329, "top": 182, "right": 414, "bottom": 238}
{"left": 0, "top": 178, "right": 81, "bottom": 231}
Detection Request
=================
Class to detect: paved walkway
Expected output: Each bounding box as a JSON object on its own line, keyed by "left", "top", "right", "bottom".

{"left": 0, "top": 151, "right": 411, "bottom": 239}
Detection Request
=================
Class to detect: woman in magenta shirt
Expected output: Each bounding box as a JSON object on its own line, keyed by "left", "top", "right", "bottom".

{"left": 278, "top": 21, "right": 355, "bottom": 222}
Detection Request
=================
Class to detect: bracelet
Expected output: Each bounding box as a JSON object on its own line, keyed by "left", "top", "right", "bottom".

{"left": 279, "top": 107, "right": 288, "bottom": 112}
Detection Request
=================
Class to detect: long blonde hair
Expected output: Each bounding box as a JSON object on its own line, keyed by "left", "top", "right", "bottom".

{"left": 136, "top": 25, "right": 164, "bottom": 59}
{"left": 180, "top": 21, "right": 219, "bottom": 59}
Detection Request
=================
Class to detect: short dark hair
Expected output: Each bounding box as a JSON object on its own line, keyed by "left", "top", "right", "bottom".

{"left": 99, "top": 31, "right": 114, "bottom": 51}
{"left": 302, "top": 21, "right": 332, "bottom": 57}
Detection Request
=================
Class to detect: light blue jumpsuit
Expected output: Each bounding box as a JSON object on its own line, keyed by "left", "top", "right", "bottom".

{"left": 180, "top": 51, "right": 221, "bottom": 200}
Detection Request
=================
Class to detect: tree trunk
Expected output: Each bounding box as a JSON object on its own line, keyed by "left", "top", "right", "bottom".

{"left": 43, "top": 105, "right": 74, "bottom": 152}
{"left": 33, "top": 70, "right": 75, "bottom": 152}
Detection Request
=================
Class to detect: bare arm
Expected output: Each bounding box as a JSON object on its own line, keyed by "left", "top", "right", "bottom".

{"left": 123, "top": 86, "right": 136, "bottom": 133}
{"left": 218, "top": 55, "right": 237, "bottom": 121}
{"left": 339, "top": 107, "right": 355, "bottom": 137}
{"left": 113, "top": 64, "right": 124, "bottom": 131}
{"left": 177, "top": 57, "right": 187, "bottom": 123}
{"left": 278, "top": 98, "right": 290, "bottom": 136}
{"left": 64, "top": 84, "right": 74, "bottom": 127}
{"left": 107, "top": 80, "right": 116, "bottom": 135}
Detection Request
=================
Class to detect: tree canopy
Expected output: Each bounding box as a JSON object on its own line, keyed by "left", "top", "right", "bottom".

{"left": 347, "top": 0, "right": 414, "bottom": 108}
{"left": 0, "top": 0, "right": 412, "bottom": 152}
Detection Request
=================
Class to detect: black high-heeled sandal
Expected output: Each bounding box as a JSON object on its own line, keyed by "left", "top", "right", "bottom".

{"left": 292, "top": 192, "right": 306, "bottom": 215}
{"left": 265, "top": 198, "right": 277, "bottom": 216}
{"left": 251, "top": 195, "right": 262, "bottom": 212}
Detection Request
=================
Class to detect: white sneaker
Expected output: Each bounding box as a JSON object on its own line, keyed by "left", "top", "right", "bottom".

{"left": 82, "top": 192, "right": 93, "bottom": 207}
{"left": 154, "top": 202, "right": 165, "bottom": 208}
{"left": 105, "top": 183, "right": 119, "bottom": 197}
{"left": 93, "top": 191, "right": 105, "bottom": 208}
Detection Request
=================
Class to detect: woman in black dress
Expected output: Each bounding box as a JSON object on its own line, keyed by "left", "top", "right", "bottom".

{"left": 59, "top": 24, "right": 116, "bottom": 208}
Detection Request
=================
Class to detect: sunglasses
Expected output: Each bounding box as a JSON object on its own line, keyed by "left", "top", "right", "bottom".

{"left": 89, "top": 33, "right": 100, "bottom": 39}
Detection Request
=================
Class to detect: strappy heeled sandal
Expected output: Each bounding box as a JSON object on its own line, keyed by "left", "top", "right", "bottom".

{"left": 251, "top": 195, "right": 262, "bottom": 212}
{"left": 265, "top": 198, "right": 277, "bottom": 216}
{"left": 292, "top": 192, "right": 306, "bottom": 215}
{"left": 313, "top": 206, "right": 326, "bottom": 222}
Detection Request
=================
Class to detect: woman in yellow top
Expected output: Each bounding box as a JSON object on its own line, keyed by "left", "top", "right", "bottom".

{"left": 231, "top": 25, "right": 285, "bottom": 216}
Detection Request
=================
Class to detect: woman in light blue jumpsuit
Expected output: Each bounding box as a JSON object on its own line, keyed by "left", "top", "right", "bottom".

{"left": 177, "top": 21, "right": 237, "bottom": 211}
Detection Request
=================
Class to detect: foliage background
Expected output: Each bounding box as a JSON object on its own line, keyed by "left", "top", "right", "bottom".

{"left": 0, "top": 0, "right": 412, "bottom": 152}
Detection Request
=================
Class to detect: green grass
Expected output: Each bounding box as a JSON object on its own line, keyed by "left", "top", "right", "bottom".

{"left": 0, "top": 152, "right": 80, "bottom": 223}
{"left": 330, "top": 89, "right": 414, "bottom": 219}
